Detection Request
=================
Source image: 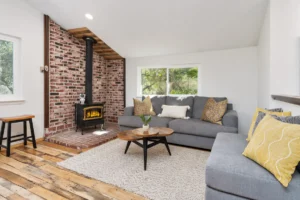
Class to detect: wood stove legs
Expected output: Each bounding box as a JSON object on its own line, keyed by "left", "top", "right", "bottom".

{"left": 100, "top": 123, "right": 105, "bottom": 131}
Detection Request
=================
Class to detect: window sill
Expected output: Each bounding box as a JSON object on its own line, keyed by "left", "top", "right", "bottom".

{"left": 271, "top": 95, "right": 300, "bottom": 106}
{"left": 0, "top": 99, "right": 25, "bottom": 105}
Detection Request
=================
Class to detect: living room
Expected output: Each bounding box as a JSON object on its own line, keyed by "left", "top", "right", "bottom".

{"left": 0, "top": 0, "right": 299, "bottom": 199}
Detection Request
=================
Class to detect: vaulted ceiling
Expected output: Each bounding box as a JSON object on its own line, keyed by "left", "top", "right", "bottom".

{"left": 27, "top": 0, "right": 268, "bottom": 58}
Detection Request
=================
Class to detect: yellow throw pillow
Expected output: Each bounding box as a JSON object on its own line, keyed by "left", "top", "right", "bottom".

{"left": 133, "top": 96, "right": 156, "bottom": 116}
{"left": 201, "top": 98, "right": 228, "bottom": 125}
{"left": 243, "top": 114, "right": 300, "bottom": 187}
{"left": 247, "top": 108, "right": 291, "bottom": 141}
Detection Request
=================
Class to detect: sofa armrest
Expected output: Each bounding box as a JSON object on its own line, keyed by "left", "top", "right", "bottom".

{"left": 123, "top": 106, "right": 134, "bottom": 116}
{"left": 222, "top": 110, "right": 238, "bottom": 129}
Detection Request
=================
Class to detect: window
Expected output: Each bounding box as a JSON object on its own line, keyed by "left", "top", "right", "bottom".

{"left": 138, "top": 65, "right": 200, "bottom": 96}
{"left": 0, "top": 34, "right": 21, "bottom": 101}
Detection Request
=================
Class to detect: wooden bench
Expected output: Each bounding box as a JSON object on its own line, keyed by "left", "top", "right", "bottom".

{"left": 0, "top": 115, "right": 37, "bottom": 157}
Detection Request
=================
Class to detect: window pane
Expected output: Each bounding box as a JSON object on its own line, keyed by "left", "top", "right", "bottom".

{"left": 141, "top": 68, "right": 167, "bottom": 95}
{"left": 0, "top": 39, "right": 14, "bottom": 95}
{"left": 169, "top": 67, "right": 198, "bottom": 95}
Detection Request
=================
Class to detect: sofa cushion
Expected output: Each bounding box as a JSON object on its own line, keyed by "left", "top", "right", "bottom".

{"left": 169, "top": 118, "right": 237, "bottom": 138}
{"left": 118, "top": 116, "right": 173, "bottom": 128}
{"left": 166, "top": 96, "right": 194, "bottom": 117}
{"left": 206, "top": 132, "right": 300, "bottom": 200}
{"left": 193, "top": 96, "right": 227, "bottom": 119}
{"left": 150, "top": 96, "right": 166, "bottom": 115}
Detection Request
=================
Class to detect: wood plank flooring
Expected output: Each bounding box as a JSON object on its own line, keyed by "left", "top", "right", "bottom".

{"left": 0, "top": 141, "right": 147, "bottom": 200}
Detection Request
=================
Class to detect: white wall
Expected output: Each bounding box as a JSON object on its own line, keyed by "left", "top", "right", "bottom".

{"left": 270, "top": 0, "right": 300, "bottom": 98}
{"left": 0, "top": 0, "right": 44, "bottom": 139}
{"left": 258, "top": 0, "right": 300, "bottom": 115}
{"left": 126, "top": 47, "right": 258, "bottom": 134}
{"left": 257, "top": 5, "right": 270, "bottom": 108}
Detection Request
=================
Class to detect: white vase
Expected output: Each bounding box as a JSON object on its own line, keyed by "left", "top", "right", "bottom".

{"left": 142, "top": 124, "right": 149, "bottom": 131}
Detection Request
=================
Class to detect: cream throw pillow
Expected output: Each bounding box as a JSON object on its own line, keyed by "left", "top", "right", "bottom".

{"left": 158, "top": 105, "right": 190, "bottom": 119}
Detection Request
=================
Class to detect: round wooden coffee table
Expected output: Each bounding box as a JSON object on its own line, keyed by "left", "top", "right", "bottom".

{"left": 117, "top": 127, "right": 174, "bottom": 170}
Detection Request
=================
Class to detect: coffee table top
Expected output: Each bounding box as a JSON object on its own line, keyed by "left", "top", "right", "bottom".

{"left": 118, "top": 127, "right": 174, "bottom": 141}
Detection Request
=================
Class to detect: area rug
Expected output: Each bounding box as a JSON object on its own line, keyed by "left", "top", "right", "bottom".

{"left": 58, "top": 139, "right": 210, "bottom": 200}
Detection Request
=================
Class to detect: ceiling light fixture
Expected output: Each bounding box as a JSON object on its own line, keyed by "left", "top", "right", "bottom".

{"left": 85, "top": 13, "right": 93, "bottom": 20}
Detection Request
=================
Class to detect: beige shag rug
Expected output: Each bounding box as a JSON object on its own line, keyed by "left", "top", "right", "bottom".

{"left": 58, "top": 139, "right": 210, "bottom": 200}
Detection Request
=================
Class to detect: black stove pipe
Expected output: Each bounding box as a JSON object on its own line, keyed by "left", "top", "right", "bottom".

{"left": 83, "top": 36, "right": 96, "bottom": 104}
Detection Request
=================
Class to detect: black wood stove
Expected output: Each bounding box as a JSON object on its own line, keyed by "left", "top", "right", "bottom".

{"left": 75, "top": 102, "right": 105, "bottom": 134}
{"left": 75, "top": 36, "right": 105, "bottom": 134}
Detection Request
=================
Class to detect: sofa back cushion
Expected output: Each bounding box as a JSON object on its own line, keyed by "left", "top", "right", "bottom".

{"left": 166, "top": 96, "right": 194, "bottom": 117}
{"left": 150, "top": 96, "right": 166, "bottom": 115}
{"left": 192, "top": 96, "right": 227, "bottom": 119}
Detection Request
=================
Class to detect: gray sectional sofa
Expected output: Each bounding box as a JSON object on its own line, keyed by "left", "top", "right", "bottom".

{"left": 118, "top": 96, "right": 238, "bottom": 149}
{"left": 206, "top": 132, "right": 300, "bottom": 200}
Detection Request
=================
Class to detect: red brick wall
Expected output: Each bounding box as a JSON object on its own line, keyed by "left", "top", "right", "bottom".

{"left": 106, "top": 60, "right": 125, "bottom": 123}
{"left": 47, "top": 19, "right": 124, "bottom": 136}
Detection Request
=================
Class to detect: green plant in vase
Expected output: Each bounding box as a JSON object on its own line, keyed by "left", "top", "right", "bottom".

{"left": 139, "top": 115, "right": 151, "bottom": 130}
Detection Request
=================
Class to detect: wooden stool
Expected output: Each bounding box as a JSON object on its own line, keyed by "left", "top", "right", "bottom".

{"left": 0, "top": 115, "right": 37, "bottom": 157}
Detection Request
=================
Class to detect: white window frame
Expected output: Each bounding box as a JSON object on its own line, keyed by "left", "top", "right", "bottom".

{"left": 0, "top": 33, "right": 22, "bottom": 102}
{"left": 137, "top": 64, "right": 201, "bottom": 97}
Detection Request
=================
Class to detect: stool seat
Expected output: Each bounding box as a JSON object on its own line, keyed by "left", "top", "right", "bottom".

{"left": 0, "top": 115, "right": 35, "bottom": 123}
{"left": 0, "top": 114, "right": 37, "bottom": 157}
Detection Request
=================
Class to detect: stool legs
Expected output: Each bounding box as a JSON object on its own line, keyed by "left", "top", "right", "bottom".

{"left": 0, "top": 118, "right": 37, "bottom": 156}
{"left": 23, "top": 121, "right": 27, "bottom": 145}
{"left": 0, "top": 122, "right": 5, "bottom": 151}
{"left": 6, "top": 123, "right": 11, "bottom": 157}
{"left": 29, "top": 119, "right": 37, "bottom": 149}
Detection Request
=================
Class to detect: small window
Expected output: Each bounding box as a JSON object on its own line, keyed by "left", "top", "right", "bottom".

{"left": 138, "top": 65, "right": 200, "bottom": 96}
{"left": 0, "top": 34, "right": 21, "bottom": 101}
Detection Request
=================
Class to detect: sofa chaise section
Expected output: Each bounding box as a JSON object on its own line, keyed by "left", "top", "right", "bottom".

{"left": 206, "top": 132, "right": 300, "bottom": 200}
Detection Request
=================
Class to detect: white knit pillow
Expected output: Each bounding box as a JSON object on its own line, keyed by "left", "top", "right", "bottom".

{"left": 158, "top": 105, "right": 190, "bottom": 119}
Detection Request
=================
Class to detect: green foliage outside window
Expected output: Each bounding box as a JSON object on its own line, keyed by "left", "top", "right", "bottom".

{"left": 141, "top": 67, "right": 198, "bottom": 95}
{"left": 142, "top": 68, "right": 167, "bottom": 95}
{"left": 169, "top": 67, "right": 198, "bottom": 94}
{"left": 0, "top": 40, "right": 13, "bottom": 94}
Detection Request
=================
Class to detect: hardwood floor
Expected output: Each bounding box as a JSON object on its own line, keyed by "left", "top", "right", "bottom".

{"left": 0, "top": 141, "right": 146, "bottom": 200}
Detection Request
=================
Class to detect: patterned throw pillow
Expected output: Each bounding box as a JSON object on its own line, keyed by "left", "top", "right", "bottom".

{"left": 253, "top": 112, "right": 300, "bottom": 173}
{"left": 133, "top": 96, "right": 156, "bottom": 116}
{"left": 253, "top": 108, "right": 283, "bottom": 129}
{"left": 243, "top": 115, "right": 300, "bottom": 187}
{"left": 267, "top": 108, "right": 283, "bottom": 112}
{"left": 253, "top": 112, "right": 300, "bottom": 134}
{"left": 246, "top": 108, "right": 291, "bottom": 141}
{"left": 201, "top": 98, "right": 228, "bottom": 125}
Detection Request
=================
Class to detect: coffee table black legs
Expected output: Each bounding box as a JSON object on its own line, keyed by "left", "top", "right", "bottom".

{"left": 143, "top": 138, "right": 148, "bottom": 170}
{"left": 124, "top": 141, "right": 131, "bottom": 154}
{"left": 123, "top": 137, "right": 171, "bottom": 170}
{"left": 163, "top": 137, "right": 171, "bottom": 156}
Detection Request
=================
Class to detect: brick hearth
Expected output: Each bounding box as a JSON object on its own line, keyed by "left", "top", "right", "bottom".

{"left": 46, "top": 123, "right": 120, "bottom": 149}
